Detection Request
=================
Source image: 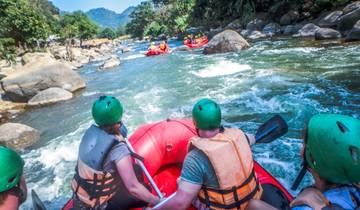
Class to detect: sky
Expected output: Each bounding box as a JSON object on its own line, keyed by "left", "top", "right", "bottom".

{"left": 50, "top": 0, "right": 144, "bottom": 13}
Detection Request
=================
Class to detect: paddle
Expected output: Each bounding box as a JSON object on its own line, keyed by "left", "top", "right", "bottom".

{"left": 255, "top": 115, "right": 288, "bottom": 143}
{"left": 125, "top": 138, "right": 164, "bottom": 199}
{"left": 31, "top": 190, "right": 47, "bottom": 210}
{"left": 152, "top": 115, "right": 289, "bottom": 209}
{"left": 291, "top": 164, "right": 307, "bottom": 191}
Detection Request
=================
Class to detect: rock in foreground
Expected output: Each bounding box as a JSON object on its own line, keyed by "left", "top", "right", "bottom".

{"left": 203, "top": 30, "right": 250, "bottom": 55}
{"left": 28, "top": 87, "right": 73, "bottom": 106}
{"left": 0, "top": 123, "right": 40, "bottom": 150}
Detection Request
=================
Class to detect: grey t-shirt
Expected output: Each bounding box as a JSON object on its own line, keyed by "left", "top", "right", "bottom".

{"left": 180, "top": 148, "right": 219, "bottom": 189}
{"left": 103, "top": 142, "right": 131, "bottom": 173}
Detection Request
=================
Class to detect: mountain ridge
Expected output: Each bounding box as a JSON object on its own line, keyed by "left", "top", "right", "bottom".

{"left": 86, "top": 6, "right": 135, "bottom": 29}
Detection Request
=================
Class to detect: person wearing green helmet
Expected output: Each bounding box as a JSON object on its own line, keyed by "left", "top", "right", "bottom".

{"left": 290, "top": 114, "right": 360, "bottom": 210}
{"left": 71, "top": 95, "right": 159, "bottom": 210}
{"left": 0, "top": 146, "right": 27, "bottom": 210}
{"left": 154, "top": 98, "right": 263, "bottom": 210}
{"left": 246, "top": 114, "right": 360, "bottom": 210}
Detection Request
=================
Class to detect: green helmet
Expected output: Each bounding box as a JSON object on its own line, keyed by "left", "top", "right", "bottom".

{"left": 305, "top": 114, "right": 360, "bottom": 184}
{"left": 0, "top": 146, "right": 24, "bottom": 192}
{"left": 192, "top": 98, "right": 221, "bottom": 130}
{"left": 92, "top": 96, "right": 123, "bottom": 126}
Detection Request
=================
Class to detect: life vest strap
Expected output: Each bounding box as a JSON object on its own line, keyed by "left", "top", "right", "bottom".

{"left": 202, "top": 169, "right": 256, "bottom": 194}
{"left": 73, "top": 167, "right": 119, "bottom": 200}
{"left": 199, "top": 178, "right": 261, "bottom": 209}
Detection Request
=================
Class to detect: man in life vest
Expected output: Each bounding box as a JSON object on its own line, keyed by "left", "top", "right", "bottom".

{"left": 159, "top": 41, "right": 168, "bottom": 52}
{"left": 71, "top": 96, "right": 160, "bottom": 210}
{"left": 247, "top": 114, "right": 360, "bottom": 210}
{"left": 153, "top": 98, "right": 262, "bottom": 210}
{"left": 0, "top": 146, "right": 27, "bottom": 210}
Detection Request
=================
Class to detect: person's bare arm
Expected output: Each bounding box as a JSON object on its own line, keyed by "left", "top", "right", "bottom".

{"left": 154, "top": 180, "right": 201, "bottom": 210}
{"left": 116, "top": 156, "right": 160, "bottom": 206}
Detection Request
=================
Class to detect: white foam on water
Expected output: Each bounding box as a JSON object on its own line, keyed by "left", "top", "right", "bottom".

{"left": 192, "top": 60, "right": 252, "bottom": 78}
{"left": 122, "top": 54, "right": 145, "bottom": 60}
{"left": 262, "top": 47, "right": 324, "bottom": 55}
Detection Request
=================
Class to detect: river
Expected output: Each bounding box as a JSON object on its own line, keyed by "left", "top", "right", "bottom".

{"left": 17, "top": 38, "right": 360, "bottom": 209}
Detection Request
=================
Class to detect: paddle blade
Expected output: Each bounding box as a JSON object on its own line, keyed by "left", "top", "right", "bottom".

{"left": 31, "top": 190, "right": 47, "bottom": 210}
{"left": 255, "top": 115, "right": 288, "bottom": 143}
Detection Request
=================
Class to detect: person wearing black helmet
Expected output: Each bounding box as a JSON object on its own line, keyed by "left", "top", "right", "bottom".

{"left": 71, "top": 96, "right": 159, "bottom": 210}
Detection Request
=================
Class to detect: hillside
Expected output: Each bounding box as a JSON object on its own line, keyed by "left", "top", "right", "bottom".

{"left": 86, "top": 7, "right": 135, "bottom": 29}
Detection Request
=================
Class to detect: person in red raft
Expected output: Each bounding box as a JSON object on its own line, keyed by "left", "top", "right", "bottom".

{"left": 151, "top": 99, "right": 290, "bottom": 210}
{"left": 70, "top": 96, "right": 160, "bottom": 210}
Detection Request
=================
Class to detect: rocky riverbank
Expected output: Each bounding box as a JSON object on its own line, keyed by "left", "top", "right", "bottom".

{"left": 225, "top": 1, "right": 360, "bottom": 41}
{"left": 0, "top": 38, "right": 130, "bottom": 149}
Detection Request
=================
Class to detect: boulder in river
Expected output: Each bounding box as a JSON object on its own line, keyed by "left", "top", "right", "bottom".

{"left": 345, "top": 20, "right": 360, "bottom": 41}
{"left": 226, "top": 19, "right": 242, "bottom": 30}
{"left": 262, "top": 23, "right": 282, "bottom": 36}
{"left": 318, "top": 11, "right": 343, "bottom": 28}
{"left": 203, "top": 30, "right": 250, "bottom": 55}
{"left": 343, "top": 1, "right": 360, "bottom": 14}
{"left": 1, "top": 52, "right": 86, "bottom": 102}
{"left": 293, "top": 23, "right": 321, "bottom": 37}
{"left": 280, "top": 10, "right": 300, "bottom": 26}
{"left": 315, "top": 28, "right": 342, "bottom": 40}
{"left": 283, "top": 25, "right": 297, "bottom": 35}
{"left": 28, "top": 87, "right": 73, "bottom": 107}
{"left": 248, "top": 30, "right": 267, "bottom": 40}
{"left": 337, "top": 8, "right": 360, "bottom": 32}
{"left": 0, "top": 123, "right": 40, "bottom": 150}
{"left": 246, "top": 18, "right": 267, "bottom": 31}
{"left": 101, "top": 56, "right": 120, "bottom": 70}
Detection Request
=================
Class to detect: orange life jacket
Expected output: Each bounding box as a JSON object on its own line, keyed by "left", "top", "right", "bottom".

{"left": 159, "top": 43, "right": 167, "bottom": 51}
{"left": 190, "top": 128, "right": 263, "bottom": 210}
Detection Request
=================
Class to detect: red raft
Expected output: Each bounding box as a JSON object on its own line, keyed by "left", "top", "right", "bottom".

{"left": 184, "top": 36, "right": 209, "bottom": 49}
{"left": 63, "top": 119, "right": 292, "bottom": 210}
{"left": 145, "top": 48, "right": 169, "bottom": 56}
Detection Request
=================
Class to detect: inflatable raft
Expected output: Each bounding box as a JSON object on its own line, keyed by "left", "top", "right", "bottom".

{"left": 145, "top": 48, "right": 169, "bottom": 56}
{"left": 63, "top": 119, "right": 292, "bottom": 210}
{"left": 184, "top": 36, "right": 208, "bottom": 49}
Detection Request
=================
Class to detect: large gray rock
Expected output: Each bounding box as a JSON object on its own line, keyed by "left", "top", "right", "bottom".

{"left": 226, "top": 19, "right": 242, "bottom": 30}
{"left": 1, "top": 53, "right": 86, "bottom": 102}
{"left": 0, "top": 123, "right": 40, "bottom": 150}
{"left": 28, "top": 87, "right": 73, "bottom": 106}
{"left": 343, "top": 1, "right": 360, "bottom": 14}
{"left": 206, "top": 28, "right": 223, "bottom": 40}
{"left": 337, "top": 8, "right": 360, "bottom": 32}
{"left": 318, "top": 11, "right": 343, "bottom": 28}
{"left": 248, "top": 30, "right": 267, "bottom": 40}
{"left": 346, "top": 20, "right": 360, "bottom": 41}
{"left": 280, "top": 10, "right": 300, "bottom": 25}
{"left": 293, "top": 23, "right": 321, "bottom": 37}
{"left": 101, "top": 56, "right": 120, "bottom": 70}
{"left": 315, "top": 28, "right": 342, "bottom": 40}
{"left": 283, "top": 25, "right": 297, "bottom": 35}
{"left": 246, "top": 18, "right": 267, "bottom": 31}
{"left": 203, "top": 30, "right": 250, "bottom": 55}
{"left": 262, "top": 23, "right": 282, "bottom": 36}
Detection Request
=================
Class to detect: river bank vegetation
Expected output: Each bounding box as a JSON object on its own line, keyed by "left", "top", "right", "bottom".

{"left": 126, "top": 0, "right": 360, "bottom": 39}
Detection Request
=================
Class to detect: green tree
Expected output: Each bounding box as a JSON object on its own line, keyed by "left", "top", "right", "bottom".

{"left": 126, "top": 1, "right": 155, "bottom": 39}
{"left": 0, "top": 0, "right": 51, "bottom": 47}
{"left": 59, "top": 11, "right": 99, "bottom": 43}
{"left": 116, "top": 25, "right": 127, "bottom": 36}
{"left": 99, "top": 28, "right": 117, "bottom": 39}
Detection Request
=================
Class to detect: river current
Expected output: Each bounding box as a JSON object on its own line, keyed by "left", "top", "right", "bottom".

{"left": 17, "top": 39, "right": 360, "bottom": 209}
